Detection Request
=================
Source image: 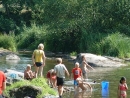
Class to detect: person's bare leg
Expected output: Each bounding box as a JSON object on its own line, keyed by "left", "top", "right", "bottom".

{"left": 52, "top": 79, "right": 57, "bottom": 88}
{"left": 58, "top": 85, "right": 64, "bottom": 97}
{"left": 39, "top": 65, "right": 43, "bottom": 77}
{"left": 35, "top": 66, "right": 39, "bottom": 78}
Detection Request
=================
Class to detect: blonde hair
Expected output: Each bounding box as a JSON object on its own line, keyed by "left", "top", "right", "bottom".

{"left": 56, "top": 58, "right": 62, "bottom": 63}
{"left": 38, "top": 43, "right": 44, "bottom": 49}
{"left": 75, "top": 62, "right": 79, "bottom": 66}
{"left": 27, "top": 64, "right": 31, "bottom": 68}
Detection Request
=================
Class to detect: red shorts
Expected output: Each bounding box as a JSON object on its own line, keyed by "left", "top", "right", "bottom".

{"left": 46, "top": 72, "right": 56, "bottom": 79}
{"left": 47, "top": 72, "right": 51, "bottom": 78}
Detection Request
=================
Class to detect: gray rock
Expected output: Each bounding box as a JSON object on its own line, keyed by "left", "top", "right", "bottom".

{"left": 4, "top": 69, "right": 24, "bottom": 84}
{"left": 6, "top": 53, "right": 20, "bottom": 60}
{"left": 76, "top": 53, "right": 126, "bottom": 67}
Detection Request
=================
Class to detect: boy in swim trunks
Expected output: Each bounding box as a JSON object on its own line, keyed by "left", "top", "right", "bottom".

{"left": 71, "top": 62, "right": 83, "bottom": 89}
{"left": 54, "top": 58, "right": 70, "bottom": 98}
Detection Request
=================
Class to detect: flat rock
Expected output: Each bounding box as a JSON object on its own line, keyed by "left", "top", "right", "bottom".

{"left": 76, "top": 53, "right": 126, "bottom": 67}
{"left": 6, "top": 54, "right": 20, "bottom": 60}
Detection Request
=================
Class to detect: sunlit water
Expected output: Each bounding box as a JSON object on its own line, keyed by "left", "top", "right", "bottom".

{"left": 0, "top": 53, "right": 130, "bottom": 98}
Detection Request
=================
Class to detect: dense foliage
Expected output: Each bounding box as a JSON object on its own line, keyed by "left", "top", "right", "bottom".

{"left": 0, "top": 0, "right": 130, "bottom": 58}
{"left": 0, "top": 33, "right": 16, "bottom": 51}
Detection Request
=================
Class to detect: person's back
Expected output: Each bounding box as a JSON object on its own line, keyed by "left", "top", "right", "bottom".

{"left": 33, "top": 49, "right": 44, "bottom": 62}
{"left": 54, "top": 64, "right": 66, "bottom": 78}
{"left": 0, "top": 71, "right": 6, "bottom": 98}
{"left": 76, "top": 77, "right": 92, "bottom": 91}
{"left": 54, "top": 58, "right": 69, "bottom": 98}
{"left": 32, "top": 43, "right": 46, "bottom": 78}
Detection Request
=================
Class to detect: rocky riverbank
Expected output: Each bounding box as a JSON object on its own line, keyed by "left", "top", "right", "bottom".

{"left": 0, "top": 49, "right": 12, "bottom": 56}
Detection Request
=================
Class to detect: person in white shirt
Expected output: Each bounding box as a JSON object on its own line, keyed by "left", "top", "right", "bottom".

{"left": 54, "top": 58, "right": 69, "bottom": 98}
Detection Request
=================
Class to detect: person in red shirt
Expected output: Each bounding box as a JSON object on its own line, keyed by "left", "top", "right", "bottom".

{"left": 71, "top": 62, "right": 83, "bottom": 89}
{"left": 0, "top": 71, "right": 6, "bottom": 98}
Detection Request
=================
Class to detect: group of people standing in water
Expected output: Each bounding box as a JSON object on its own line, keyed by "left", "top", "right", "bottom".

{"left": 23, "top": 43, "right": 95, "bottom": 98}
{"left": 0, "top": 43, "right": 128, "bottom": 98}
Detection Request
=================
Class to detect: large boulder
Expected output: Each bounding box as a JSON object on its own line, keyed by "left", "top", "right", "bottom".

{"left": 76, "top": 53, "right": 126, "bottom": 67}
{"left": 4, "top": 69, "right": 24, "bottom": 84}
{"left": 9, "top": 85, "right": 42, "bottom": 98}
{"left": 6, "top": 54, "right": 20, "bottom": 60}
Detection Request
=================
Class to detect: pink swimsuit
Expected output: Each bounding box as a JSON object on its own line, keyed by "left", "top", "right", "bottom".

{"left": 120, "top": 84, "right": 126, "bottom": 97}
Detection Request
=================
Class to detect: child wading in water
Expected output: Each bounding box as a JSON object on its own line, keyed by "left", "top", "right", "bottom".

{"left": 71, "top": 62, "right": 83, "bottom": 89}
{"left": 46, "top": 69, "right": 57, "bottom": 88}
{"left": 81, "top": 55, "right": 94, "bottom": 79}
{"left": 76, "top": 77, "right": 92, "bottom": 91}
{"left": 118, "top": 77, "right": 128, "bottom": 98}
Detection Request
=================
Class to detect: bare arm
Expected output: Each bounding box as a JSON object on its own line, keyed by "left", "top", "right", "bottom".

{"left": 32, "top": 53, "right": 35, "bottom": 66}
{"left": 84, "top": 62, "right": 94, "bottom": 70}
{"left": 65, "top": 69, "right": 70, "bottom": 77}
{"left": 2, "top": 81, "right": 6, "bottom": 90}
{"left": 42, "top": 51, "right": 46, "bottom": 66}
{"left": 125, "top": 83, "right": 128, "bottom": 90}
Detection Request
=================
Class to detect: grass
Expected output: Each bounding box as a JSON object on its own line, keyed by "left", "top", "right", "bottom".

{"left": 3, "top": 78, "right": 57, "bottom": 98}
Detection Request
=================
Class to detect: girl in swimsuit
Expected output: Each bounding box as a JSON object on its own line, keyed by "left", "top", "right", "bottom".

{"left": 118, "top": 77, "right": 128, "bottom": 98}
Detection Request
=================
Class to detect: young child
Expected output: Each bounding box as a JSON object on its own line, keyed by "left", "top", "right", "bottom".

{"left": 71, "top": 62, "right": 83, "bottom": 89}
{"left": 46, "top": 69, "right": 57, "bottom": 88}
{"left": 24, "top": 64, "right": 35, "bottom": 80}
{"left": 118, "top": 77, "right": 128, "bottom": 98}
{"left": 76, "top": 77, "right": 92, "bottom": 92}
{"left": 81, "top": 55, "right": 94, "bottom": 79}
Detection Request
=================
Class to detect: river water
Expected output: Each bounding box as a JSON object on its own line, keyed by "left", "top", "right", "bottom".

{"left": 0, "top": 53, "right": 130, "bottom": 98}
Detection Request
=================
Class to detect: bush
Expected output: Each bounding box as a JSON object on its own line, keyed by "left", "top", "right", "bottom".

{"left": 90, "top": 32, "right": 130, "bottom": 58}
{"left": 17, "top": 24, "right": 47, "bottom": 50}
{"left": 0, "top": 33, "right": 16, "bottom": 52}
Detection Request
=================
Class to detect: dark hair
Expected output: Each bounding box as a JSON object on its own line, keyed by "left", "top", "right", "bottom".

{"left": 120, "top": 77, "right": 126, "bottom": 84}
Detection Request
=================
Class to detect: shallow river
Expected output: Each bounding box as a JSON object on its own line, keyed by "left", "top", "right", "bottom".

{"left": 0, "top": 53, "right": 130, "bottom": 98}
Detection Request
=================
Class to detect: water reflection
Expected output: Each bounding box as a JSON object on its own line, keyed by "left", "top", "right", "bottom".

{"left": 74, "top": 90, "right": 92, "bottom": 98}
{"left": 102, "top": 89, "right": 109, "bottom": 98}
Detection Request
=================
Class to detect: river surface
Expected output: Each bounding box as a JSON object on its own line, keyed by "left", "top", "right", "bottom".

{"left": 0, "top": 53, "right": 130, "bottom": 98}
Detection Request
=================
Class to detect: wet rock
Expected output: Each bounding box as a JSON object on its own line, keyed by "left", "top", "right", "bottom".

{"left": 4, "top": 69, "right": 24, "bottom": 84}
{"left": 76, "top": 53, "right": 126, "bottom": 67}
{"left": 6, "top": 53, "right": 20, "bottom": 60}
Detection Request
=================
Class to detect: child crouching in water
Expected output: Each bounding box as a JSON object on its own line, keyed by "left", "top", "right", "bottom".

{"left": 118, "top": 77, "right": 128, "bottom": 98}
{"left": 76, "top": 77, "right": 92, "bottom": 92}
{"left": 24, "top": 64, "right": 35, "bottom": 80}
{"left": 46, "top": 69, "right": 57, "bottom": 88}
